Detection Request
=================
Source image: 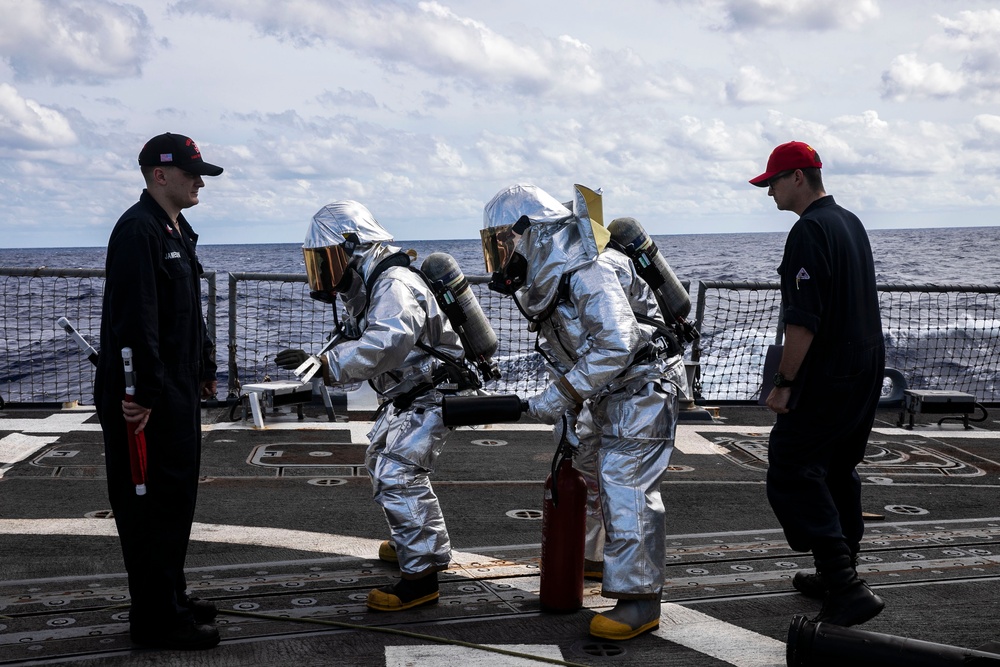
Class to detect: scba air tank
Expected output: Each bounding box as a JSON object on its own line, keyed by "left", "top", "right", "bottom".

{"left": 421, "top": 252, "right": 501, "bottom": 380}
{"left": 607, "top": 217, "right": 691, "bottom": 322}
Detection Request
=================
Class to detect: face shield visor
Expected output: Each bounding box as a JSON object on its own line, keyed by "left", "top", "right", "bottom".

{"left": 480, "top": 223, "right": 519, "bottom": 275}
{"left": 482, "top": 216, "right": 531, "bottom": 294}
{"left": 303, "top": 244, "right": 352, "bottom": 303}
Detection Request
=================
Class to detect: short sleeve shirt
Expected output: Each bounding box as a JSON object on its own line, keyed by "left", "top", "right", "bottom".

{"left": 778, "top": 196, "right": 882, "bottom": 349}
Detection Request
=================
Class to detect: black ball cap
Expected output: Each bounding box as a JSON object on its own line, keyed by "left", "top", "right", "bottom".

{"left": 138, "top": 132, "right": 223, "bottom": 176}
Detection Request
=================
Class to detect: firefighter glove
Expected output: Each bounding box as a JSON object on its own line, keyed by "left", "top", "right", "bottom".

{"left": 527, "top": 381, "right": 576, "bottom": 425}
{"left": 275, "top": 348, "right": 309, "bottom": 370}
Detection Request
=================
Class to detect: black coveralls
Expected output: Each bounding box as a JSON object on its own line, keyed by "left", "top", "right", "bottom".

{"left": 94, "top": 190, "right": 216, "bottom": 631}
{"left": 766, "top": 196, "right": 885, "bottom": 560}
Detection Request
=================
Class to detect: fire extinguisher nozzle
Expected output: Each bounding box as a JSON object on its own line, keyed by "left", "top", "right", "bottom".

{"left": 441, "top": 394, "right": 525, "bottom": 427}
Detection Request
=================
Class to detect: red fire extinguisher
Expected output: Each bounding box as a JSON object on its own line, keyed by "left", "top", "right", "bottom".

{"left": 539, "top": 416, "right": 587, "bottom": 612}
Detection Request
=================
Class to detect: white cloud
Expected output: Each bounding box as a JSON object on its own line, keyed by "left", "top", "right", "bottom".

{"left": 726, "top": 0, "right": 880, "bottom": 30}
{"left": 725, "top": 65, "right": 797, "bottom": 106}
{"left": 317, "top": 88, "right": 379, "bottom": 109}
{"left": 970, "top": 114, "right": 1000, "bottom": 153}
{"left": 431, "top": 140, "right": 469, "bottom": 176}
{"left": 0, "top": 83, "right": 77, "bottom": 149}
{"left": 158, "top": 1, "right": 732, "bottom": 115}
{"left": 881, "top": 9, "right": 1000, "bottom": 103}
{"left": 0, "top": 0, "right": 158, "bottom": 83}
{"left": 600, "top": 51, "right": 703, "bottom": 103}
{"left": 880, "top": 53, "right": 965, "bottom": 101}
{"left": 826, "top": 110, "right": 959, "bottom": 177}
{"left": 936, "top": 7, "right": 1000, "bottom": 49}
{"left": 170, "top": 0, "right": 602, "bottom": 97}
{"left": 972, "top": 114, "right": 1000, "bottom": 139}
{"left": 658, "top": 0, "right": 881, "bottom": 31}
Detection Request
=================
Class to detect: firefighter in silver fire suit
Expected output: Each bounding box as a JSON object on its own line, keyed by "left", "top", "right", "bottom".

{"left": 276, "top": 200, "right": 473, "bottom": 612}
{"left": 575, "top": 226, "right": 691, "bottom": 586}
{"left": 482, "top": 184, "right": 680, "bottom": 641}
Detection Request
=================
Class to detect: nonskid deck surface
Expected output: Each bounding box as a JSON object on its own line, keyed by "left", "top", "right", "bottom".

{"left": 1, "top": 404, "right": 999, "bottom": 665}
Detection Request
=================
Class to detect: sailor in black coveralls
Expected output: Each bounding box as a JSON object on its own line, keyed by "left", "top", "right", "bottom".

{"left": 94, "top": 133, "right": 223, "bottom": 650}
{"left": 750, "top": 141, "right": 886, "bottom": 627}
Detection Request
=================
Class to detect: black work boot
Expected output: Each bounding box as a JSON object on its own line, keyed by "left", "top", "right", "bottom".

{"left": 130, "top": 622, "right": 220, "bottom": 650}
{"left": 184, "top": 597, "right": 218, "bottom": 624}
{"left": 792, "top": 570, "right": 826, "bottom": 599}
{"left": 793, "top": 554, "right": 858, "bottom": 599}
{"left": 812, "top": 555, "right": 884, "bottom": 626}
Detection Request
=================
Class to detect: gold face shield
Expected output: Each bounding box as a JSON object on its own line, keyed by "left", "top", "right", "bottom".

{"left": 303, "top": 245, "right": 351, "bottom": 302}
{"left": 482, "top": 223, "right": 530, "bottom": 295}
{"left": 480, "top": 224, "right": 521, "bottom": 275}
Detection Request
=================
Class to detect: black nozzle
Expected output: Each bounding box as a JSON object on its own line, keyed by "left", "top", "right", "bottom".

{"left": 442, "top": 394, "right": 526, "bottom": 427}
{"left": 787, "top": 615, "right": 1000, "bottom": 667}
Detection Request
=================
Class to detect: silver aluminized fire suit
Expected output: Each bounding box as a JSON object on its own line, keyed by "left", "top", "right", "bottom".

{"left": 484, "top": 184, "right": 679, "bottom": 600}
{"left": 305, "top": 202, "right": 468, "bottom": 577}
{"left": 574, "top": 247, "right": 688, "bottom": 569}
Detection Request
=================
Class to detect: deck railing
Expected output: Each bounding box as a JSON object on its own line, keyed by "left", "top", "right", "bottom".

{"left": 2, "top": 267, "right": 998, "bottom": 406}
{"left": 694, "top": 281, "right": 1000, "bottom": 402}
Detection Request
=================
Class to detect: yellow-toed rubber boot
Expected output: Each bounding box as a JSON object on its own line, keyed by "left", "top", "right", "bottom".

{"left": 589, "top": 599, "right": 661, "bottom": 641}
{"left": 378, "top": 540, "right": 398, "bottom": 563}
{"left": 366, "top": 572, "right": 439, "bottom": 612}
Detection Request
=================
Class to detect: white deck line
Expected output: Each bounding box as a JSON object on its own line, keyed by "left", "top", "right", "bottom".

{"left": 386, "top": 645, "right": 565, "bottom": 667}
{"left": 0, "top": 433, "right": 60, "bottom": 477}
{"left": 654, "top": 603, "right": 785, "bottom": 666}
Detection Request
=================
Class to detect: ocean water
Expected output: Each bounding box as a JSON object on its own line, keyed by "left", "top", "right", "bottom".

{"left": 3, "top": 226, "right": 999, "bottom": 285}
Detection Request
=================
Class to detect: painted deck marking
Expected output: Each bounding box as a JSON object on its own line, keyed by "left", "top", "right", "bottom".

{"left": 0, "top": 411, "right": 98, "bottom": 434}
{"left": 386, "top": 644, "right": 564, "bottom": 666}
{"left": 655, "top": 602, "right": 785, "bottom": 666}
{"left": 0, "top": 433, "right": 59, "bottom": 477}
{"left": 0, "top": 519, "right": 498, "bottom": 566}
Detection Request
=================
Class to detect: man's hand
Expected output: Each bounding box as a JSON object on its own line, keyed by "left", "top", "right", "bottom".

{"left": 275, "top": 348, "right": 309, "bottom": 370}
{"left": 122, "top": 399, "right": 152, "bottom": 434}
{"left": 201, "top": 379, "right": 218, "bottom": 400}
{"left": 766, "top": 386, "right": 793, "bottom": 414}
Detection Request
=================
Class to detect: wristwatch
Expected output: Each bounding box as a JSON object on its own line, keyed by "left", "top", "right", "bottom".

{"left": 773, "top": 371, "right": 797, "bottom": 388}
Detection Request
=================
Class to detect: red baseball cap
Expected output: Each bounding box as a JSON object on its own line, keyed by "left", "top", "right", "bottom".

{"left": 749, "top": 141, "right": 822, "bottom": 187}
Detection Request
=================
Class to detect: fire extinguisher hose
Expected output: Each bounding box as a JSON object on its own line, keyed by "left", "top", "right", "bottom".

{"left": 548, "top": 414, "right": 574, "bottom": 507}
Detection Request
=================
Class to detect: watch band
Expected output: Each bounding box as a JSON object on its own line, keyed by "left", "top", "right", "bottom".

{"left": 773, "top": 371, "right": 797, "bottom": 388}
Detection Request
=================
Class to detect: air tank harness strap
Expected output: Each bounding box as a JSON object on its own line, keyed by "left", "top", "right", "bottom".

{"left": 358, "top": 251, "right": 414, "bottom": 324}
{"left": 513, "top": 273, "right": 574, "bottom": 328}
{"left": 416, "top": 341, "right": 481, "bottom": 392}
{"left": 389, "top": 344, "right": 479, "bottom": 411}
{"left": 613, "top": 336, "right": 677, "bottom": 383}
{"left": 634, "top": 312, "right": 682, "bottom": 357}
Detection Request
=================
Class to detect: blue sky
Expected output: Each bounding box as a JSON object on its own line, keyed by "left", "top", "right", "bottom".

{"left": 1, "top": 0, "right": 999, "bottom": 247}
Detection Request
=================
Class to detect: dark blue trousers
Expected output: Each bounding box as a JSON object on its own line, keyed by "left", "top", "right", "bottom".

{"left": 96, "top": 366, "right": 202, "bottom": 631}
{"left": 766, "top": 356, "right": 883, "bottom": 559}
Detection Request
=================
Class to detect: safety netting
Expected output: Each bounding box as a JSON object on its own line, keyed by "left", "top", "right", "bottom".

{"left": 2, "top": 269, "right": 998, "bottom": 405}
